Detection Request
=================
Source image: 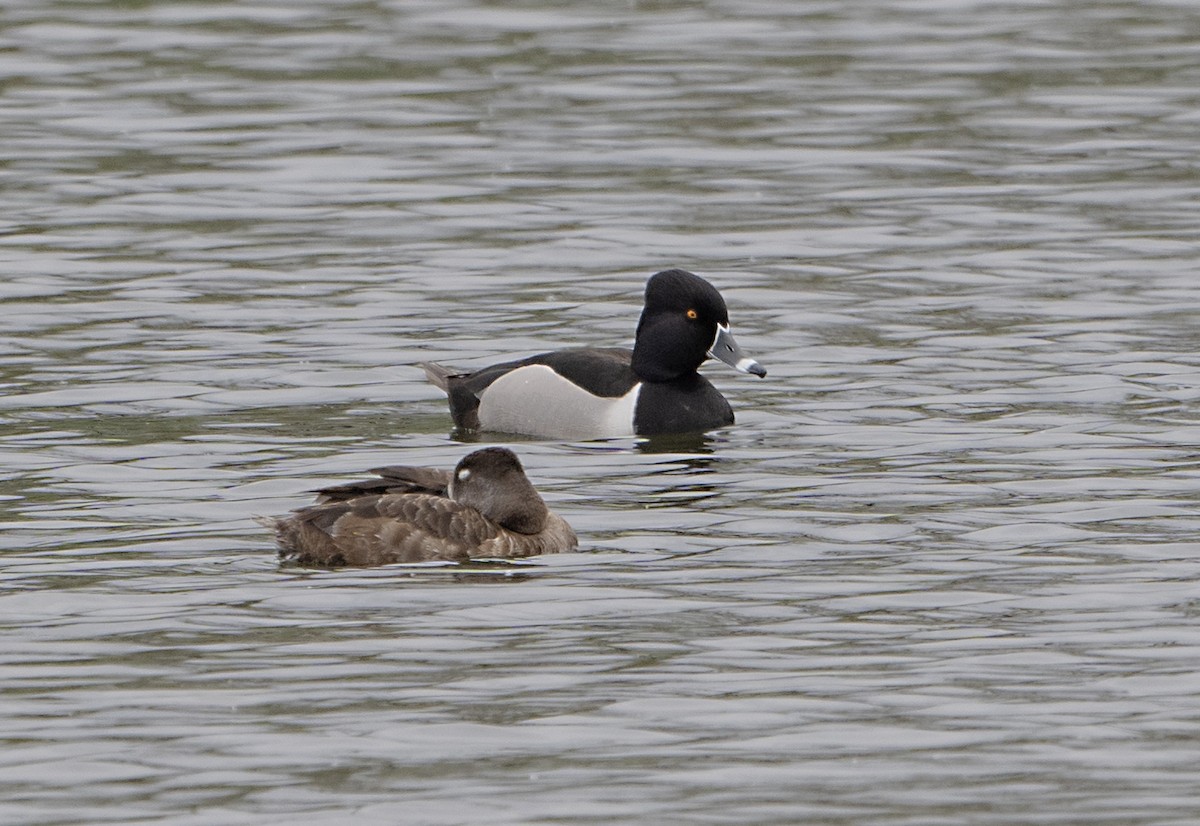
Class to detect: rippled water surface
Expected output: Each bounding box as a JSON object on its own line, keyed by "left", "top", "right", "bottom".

{"left": 4, "top": 1, "right": 1200, "bottom": 823}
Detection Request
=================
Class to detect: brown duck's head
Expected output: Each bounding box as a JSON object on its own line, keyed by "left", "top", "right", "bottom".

{"left": 448, "top": 447, "right": 549, "bottom": 534}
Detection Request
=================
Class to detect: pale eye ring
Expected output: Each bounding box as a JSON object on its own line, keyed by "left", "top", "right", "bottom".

{"left": 457, "top": 468, "right": 471, "bottom": 482}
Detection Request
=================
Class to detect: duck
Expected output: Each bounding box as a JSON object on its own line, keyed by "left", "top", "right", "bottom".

{"left": 260, "top": 447, "right": 577, "bottom": 566}
{"left": 421, "top": 268, "right": 767, "bottom": 439}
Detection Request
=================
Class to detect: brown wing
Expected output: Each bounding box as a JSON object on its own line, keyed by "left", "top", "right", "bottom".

{"left": 372, "top": 465, "right": 453, "bottom": 493}
{"left": 269, "top": 493, "right": 576, "bottom": 567}
{"left": 312, "top": 465, "right": 452, "bottom": 503}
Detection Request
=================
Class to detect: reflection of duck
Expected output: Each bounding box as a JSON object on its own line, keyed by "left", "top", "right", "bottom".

{"left": 260, "top": 448, "right": 576, "bottom": 566}
{"left": 422, "top": 269, "right": 766, "bottom": 439}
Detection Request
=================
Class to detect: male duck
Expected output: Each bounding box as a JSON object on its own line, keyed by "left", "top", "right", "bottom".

{"left": 422, "top": 268, "right": 767, "bottom": 439}
{"left": 261, "top": 447, "right": 577, "bottom": 566}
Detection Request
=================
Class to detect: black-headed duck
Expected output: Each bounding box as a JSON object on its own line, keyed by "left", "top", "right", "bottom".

{"left": 421, "top": 269, "right": 766, "bottom": 439}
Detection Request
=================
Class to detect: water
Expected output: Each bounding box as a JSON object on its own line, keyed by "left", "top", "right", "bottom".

{"left": 3, "top": 0, "right": 1200, "bottom": 823}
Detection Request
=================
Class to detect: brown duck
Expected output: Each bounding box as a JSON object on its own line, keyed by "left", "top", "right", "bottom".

{"left": 261, "top": 447, "right": 577, "bottom": 566}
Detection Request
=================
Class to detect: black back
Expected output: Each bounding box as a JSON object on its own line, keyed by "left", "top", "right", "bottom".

{"left": 445, "top": 347, "right": 638, "bottom": 429}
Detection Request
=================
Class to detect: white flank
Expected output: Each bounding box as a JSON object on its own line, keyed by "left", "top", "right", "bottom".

{"left": 478, "top": 365, "right": 640, "bottom": 439}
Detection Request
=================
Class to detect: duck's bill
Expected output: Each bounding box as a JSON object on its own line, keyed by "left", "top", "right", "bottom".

{"left": 709, "top": 324, "right": 767, "bottom": 377}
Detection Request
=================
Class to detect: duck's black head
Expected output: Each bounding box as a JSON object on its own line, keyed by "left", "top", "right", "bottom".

{"left": 448, "top": 447, "right": 549, "bottom": 534}
{"left": 631, "top": 269, "right": 766, "bottom": 383}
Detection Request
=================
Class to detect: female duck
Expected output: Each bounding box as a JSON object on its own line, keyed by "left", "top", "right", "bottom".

{"left": 422, "top": 269, "right": 767, "bottom": 439}
{"left": 262, "top": 447, "right": 577, "bottom": 566}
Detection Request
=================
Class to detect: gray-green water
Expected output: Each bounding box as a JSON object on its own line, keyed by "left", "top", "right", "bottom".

{"left": 3, "top": 1, "right": 1200, "bottom": 824}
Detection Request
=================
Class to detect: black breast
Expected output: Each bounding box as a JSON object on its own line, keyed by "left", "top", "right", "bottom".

{"left": 633, "top": 374, "right": 733, "bottom": 435}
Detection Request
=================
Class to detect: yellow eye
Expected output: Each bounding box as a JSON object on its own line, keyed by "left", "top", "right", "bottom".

{"left": 685, "top": 309, "right": 698, "bottom": 320}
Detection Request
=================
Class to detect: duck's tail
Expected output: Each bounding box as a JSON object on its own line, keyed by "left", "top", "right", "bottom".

{"left": 419, "top": 361, "right": 454, "bottom": 392}
{"left": 255, "top": 513, "right": 313, "bottom": 562}
{"left": 254, "top": 515, "right": 288, "bottom": 558}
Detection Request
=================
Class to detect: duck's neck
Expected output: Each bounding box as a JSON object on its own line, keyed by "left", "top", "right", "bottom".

{"left": 458, "top": 476, "right": 549, "bottom": 534}
{"left": 632, "top": 319, "right": 704, "bottom": 383}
